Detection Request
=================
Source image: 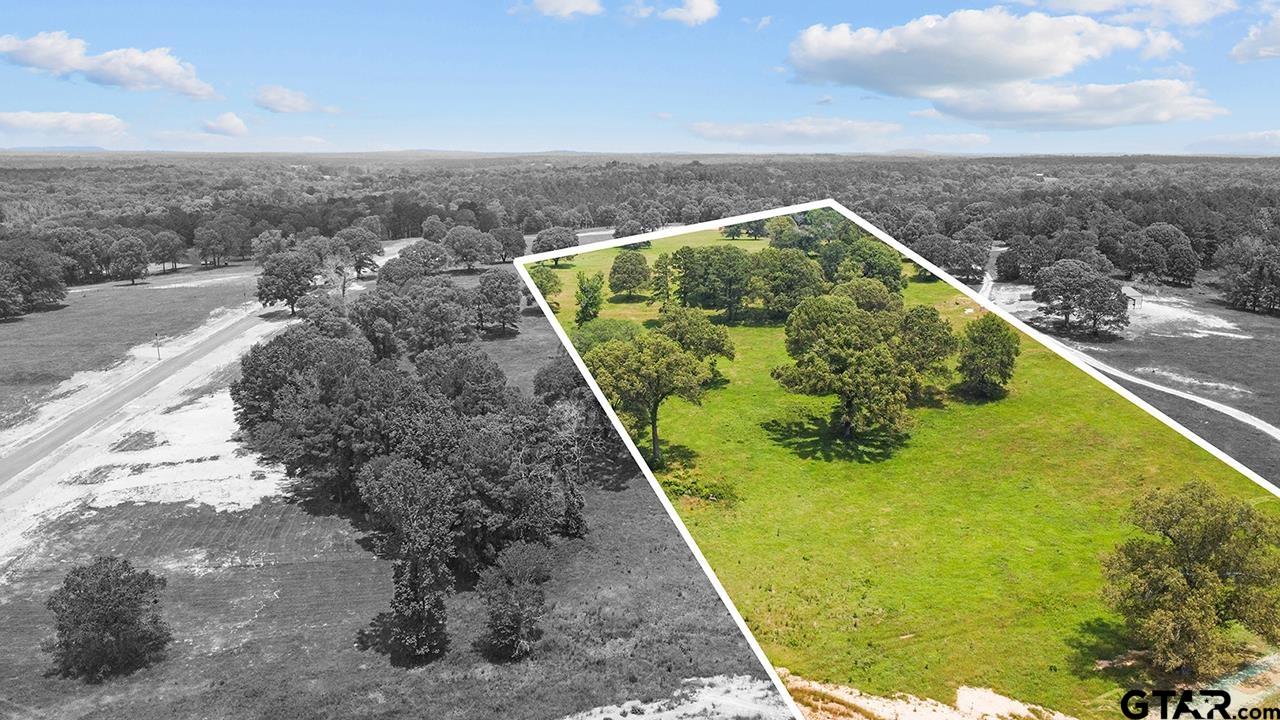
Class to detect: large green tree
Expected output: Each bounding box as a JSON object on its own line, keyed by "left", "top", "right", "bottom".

{"left": 583, "top": 332, "right": 708, "bottom": 466}
{"left": 748, "top": 246, "right": 828, "bottom": 317}
{"left": 1103, "top": 482, "right": 1280, "bottom": 679}
{"left": 670, "top": 244, "right": 752, "bottom": 321}
{"left": 956, "top": 312, "right": 1021, "bottom": 398}
{"left": 772, "top": 295, "right": 912, "bottom": 438}
{"left": 574, "top": 271, "right": 605, "bottom": 326}
{"left": 655, "top": 304, "right": 734, "bottom": 381}
{"left": 607, "top": 249, "right": 650, "bottom": 299}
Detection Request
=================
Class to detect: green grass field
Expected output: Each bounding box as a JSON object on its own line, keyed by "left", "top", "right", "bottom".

{"left": 529, "top": 230, "right": 1280, "bottom": 718}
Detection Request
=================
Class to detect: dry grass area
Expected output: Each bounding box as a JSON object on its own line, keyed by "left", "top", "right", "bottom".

{"left": 0, "top": 263, "right": 259, "bottom": 428}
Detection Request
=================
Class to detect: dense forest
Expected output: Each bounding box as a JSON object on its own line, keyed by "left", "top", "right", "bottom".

{"left": 1, "top": 153, "right": 1278, "bottom": 320}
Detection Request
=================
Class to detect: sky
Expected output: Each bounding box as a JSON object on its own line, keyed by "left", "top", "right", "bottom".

{"left": 1, "top": 0, "right": 1279, "bottom": 155}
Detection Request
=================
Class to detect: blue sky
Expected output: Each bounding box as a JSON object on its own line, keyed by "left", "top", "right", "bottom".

{"left": 1, "top": 0, "right": 1279, "bottom": 154}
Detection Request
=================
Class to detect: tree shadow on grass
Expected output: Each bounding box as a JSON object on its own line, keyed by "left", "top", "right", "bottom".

{"left": 354, "top": 612, "right": 444, "bottom": 668}
{"left": 607, "top": 293, "right": 645, "bottom": 304}
{"left": 946, "top": 382, "right": 1010, "bottom": 406}
{"left": 761, "top": 412, "right": 908, "bottom": 463}
{"left": 1065, "top": 617, "right": 1147, "bottom": 687}
{"left": 654, "top": 442, "right": 699, "bottom": 470}
{"left": 282, "top": 476, "right": 386, "bottom": 556}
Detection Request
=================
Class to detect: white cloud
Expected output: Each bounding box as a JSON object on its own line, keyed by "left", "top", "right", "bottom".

{"left": 789, "top": 9, "right": 1156, "bottom": 95}
{"left": 655, "top": 111, "right": 673, "bottom": 120}
{"left": 254, "top": 85, "right": 336, "bottom": 113}
{"left": 786, "top": 8, "right": 1217, "bottom": 130}
{"left": 1232, "top": 10, "right": 1280, "bottom": 61}
{"left": 816, "top": 95, "right": 834, "bottom": 105}
{"left": 1045, "top": 0, "right": 1237, "bottom": 26}
{"left": 929, "top": 79, "right": 1225, "bottom": 129}
{"left": 757, "top": 16, "right": 773, "bottom": 30}
{"left": 688, "top": 116, "right": 901, "bottom": 145}
{"left": 0, "top": 111, "right": 126, "bottom": 135}
{"left": 531, "top": 0, "right": 603, "bottom": 18}
{"left": 1142, "top": 28, "right": 1183, "bottom": 57}
{"left": 202, "top": 112, "right": 248, "bottom": 137}
{"left": 1188, "top": 129, "right": 1280, "bottom": 153}
{"left": 0, "top": 31, "right": 215, "bottom": 99}
{"left": 660, "top": 0, "right": 719, "bottom": 26}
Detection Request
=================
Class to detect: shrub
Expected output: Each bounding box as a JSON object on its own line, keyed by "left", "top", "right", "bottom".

{"left": 44, "top": 557, "right": 173, "bottom": 682}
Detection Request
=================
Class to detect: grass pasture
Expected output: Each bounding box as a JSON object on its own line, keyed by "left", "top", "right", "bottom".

{"left": 526, "top": 229, "right": 1280, "bottom": 718}
{"left": 0, "top": 479, "right": 760, "bottom": 719}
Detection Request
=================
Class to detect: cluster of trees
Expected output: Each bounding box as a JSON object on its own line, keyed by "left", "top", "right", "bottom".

{"left": 254, "top": 224, "right": 383, "bottom": 314}
{"left": 579, "top": 211, "right": 905, "bottom": 328}
{"left": 420, "top": 216, "right": 530, "bottom": 266}
{"left": 575, "top": 211, "right": 1021, "bottom": 465}
{"left": 232, "top": 249, "right": 604, "bottom": 664}
{"left": 1104, "top": 482, "right": 1280, "bottom": 679}
{"left": 1216, "top": 232, "right": 1280, "bottom": 314}
{"left": 1030, "top": 259, "right": 1131, "bottom": 335}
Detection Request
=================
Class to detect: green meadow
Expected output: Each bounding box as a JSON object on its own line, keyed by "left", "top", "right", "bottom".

{"left": 526, "top": 229, "right": 1280, "bottom": 718}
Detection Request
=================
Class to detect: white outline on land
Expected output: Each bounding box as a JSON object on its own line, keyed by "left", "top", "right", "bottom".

{"left": 515, "top": 198, "right": 1280, "bottom": 718}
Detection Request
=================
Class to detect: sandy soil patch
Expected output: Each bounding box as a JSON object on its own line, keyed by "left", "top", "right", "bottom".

{"left": 561, "top": 675, "right": 791, "bottom": 720}
{"left": 0, "top": 301, "right": 261, "bottom": 458}
{"left": 0, "top": 311, "right": 288, "bottom": 574}
{"left": 1126, "top": 294, "right": 1252, "bottom": 340}
{"left": 781, "top": 671, "right": 1075, "bottom": 720}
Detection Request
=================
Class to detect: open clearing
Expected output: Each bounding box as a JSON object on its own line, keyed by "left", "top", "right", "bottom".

{"left": 531, "top": 229, "right": 1280, "bottom": 719}
{"left": 0, "top": 246, "right": 781, "bottom": 719}
{"left": 0, "top": 263, "right": 261, "bottom": 429}
{"left": 990, "top": 277, "right": 1280, "bottom": 483}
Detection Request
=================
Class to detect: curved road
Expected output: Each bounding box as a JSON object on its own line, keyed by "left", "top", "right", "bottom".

{"left": 981, "top": 270, "right": 1280, "bottom": 446}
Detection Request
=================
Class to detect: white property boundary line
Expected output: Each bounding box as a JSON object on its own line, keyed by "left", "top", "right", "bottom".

{"left": 515, "top": 198, "right": 1280, "bottom": 716}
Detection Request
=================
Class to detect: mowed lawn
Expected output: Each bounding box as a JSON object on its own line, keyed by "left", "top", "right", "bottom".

{"left": 528, "top": 231, "right": 1280, "bottom": 718}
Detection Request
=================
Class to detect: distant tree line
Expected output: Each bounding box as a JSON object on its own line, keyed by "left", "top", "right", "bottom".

{"left": 4, "top": 155, "right": 1280, "bottom": 321}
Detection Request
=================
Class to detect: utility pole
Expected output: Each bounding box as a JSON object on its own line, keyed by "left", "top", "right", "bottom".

{"left": 154, "top": 333, "right": 161, "bottom": 361}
